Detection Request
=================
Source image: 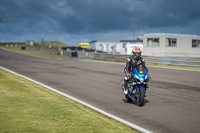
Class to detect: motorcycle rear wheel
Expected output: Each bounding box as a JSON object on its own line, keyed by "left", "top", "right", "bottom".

{"left": 137, "top": 87, "right": 145, "bottom": 106}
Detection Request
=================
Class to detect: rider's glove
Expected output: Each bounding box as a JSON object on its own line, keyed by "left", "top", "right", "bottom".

{"left": 127, "top": 74, "right": 131, "bottom": 78}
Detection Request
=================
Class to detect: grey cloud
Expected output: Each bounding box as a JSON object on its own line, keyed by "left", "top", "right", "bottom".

{"left": 0, "top": 0, "right": 200, "bottom": 44}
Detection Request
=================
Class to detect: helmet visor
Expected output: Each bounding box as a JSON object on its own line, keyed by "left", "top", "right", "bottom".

{"left": 134, "top": 52, "right": 141, "bottom": 57}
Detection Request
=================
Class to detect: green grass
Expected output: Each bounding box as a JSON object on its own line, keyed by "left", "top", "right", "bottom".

{"left": 0, "top": 68, "right": 137, "bottom": 133}
{"left": 3, "top": 47, "right": 71, "bottom": 59}
{"left": 85, "top": 59, "right": 200, "bottom": 70}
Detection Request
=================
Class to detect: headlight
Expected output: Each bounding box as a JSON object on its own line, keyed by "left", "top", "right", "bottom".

{"left": 140, "top": 78, "right": 144, "bottom": 82}
{"left": 135, "top": 75, "right": 139, "bottom": 79}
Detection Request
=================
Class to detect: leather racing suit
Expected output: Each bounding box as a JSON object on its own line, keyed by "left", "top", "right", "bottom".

{"left": 124, "top": 55, "right": 148, "bottom": 85}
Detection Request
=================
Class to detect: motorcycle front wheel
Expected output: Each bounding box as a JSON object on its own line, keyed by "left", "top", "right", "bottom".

{"left": 137, "top": 87, "right": 145, "bottom": 106}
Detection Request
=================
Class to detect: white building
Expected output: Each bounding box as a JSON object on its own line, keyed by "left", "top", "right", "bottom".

{"left": 120, "top": 40, "right": 143, "bottom": 55}
{"left": 89, "top": 40, "right": 143, "bottom": 55}
{"left": 89, "top": 40, "right": 121, "bottom": 53}
{"left": 142, "top": 33, "right": 200, "bottom": 57}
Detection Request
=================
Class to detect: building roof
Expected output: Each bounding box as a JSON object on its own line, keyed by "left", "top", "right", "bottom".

{"left": 120, "top": 39, "right": 143, "bottom": 42}
{"left": 89, "top": 40, "right": 97, "bottom": 43}
{"left": 89, "top": 40, "right": 120, "bottom": 43}
{"left": 143, "top": 33, "right": 200, "bottom": 37}
{"left": 89, "top": 39, "right": 143, "bottom": 43}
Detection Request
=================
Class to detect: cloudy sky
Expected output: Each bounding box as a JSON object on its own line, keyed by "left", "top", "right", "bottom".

{"left": 0, "top": 0, "right": 200, "bottom": 46}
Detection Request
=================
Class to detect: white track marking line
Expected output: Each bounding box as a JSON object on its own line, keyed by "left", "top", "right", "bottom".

{"left": 0, "top": 66, "right": 153, "bottom": 133}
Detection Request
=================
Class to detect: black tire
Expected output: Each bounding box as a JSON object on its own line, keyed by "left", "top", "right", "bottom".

{"left": 125, "top": 94, "right": 132, "bottom": 103}
{"left": 137, "top": 87, "right": 145, "bottom": 106}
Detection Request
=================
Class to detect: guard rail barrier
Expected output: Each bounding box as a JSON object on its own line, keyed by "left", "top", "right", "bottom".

{"left": 94, "top": 53, "right": 200, "bottom": 67}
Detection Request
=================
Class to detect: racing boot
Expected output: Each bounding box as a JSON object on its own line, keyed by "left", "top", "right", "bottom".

{"left": 122, "top": 80, "right": 128, "bottom": 95}
{"left": 132, "top": 88, "right": 136, "bottom": 95}
{"left": 147, "top": 83, "right": 150, "bottom": 88}
{"left": 121, "top": 80, "right": 125, "bottom": 90}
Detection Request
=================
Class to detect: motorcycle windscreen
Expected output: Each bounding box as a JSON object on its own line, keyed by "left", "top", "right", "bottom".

{"left": 136, "top": 64, "right": 146, "bottom": 74}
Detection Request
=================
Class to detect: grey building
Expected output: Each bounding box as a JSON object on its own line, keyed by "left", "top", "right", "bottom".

{"left": 142, "top": 33, "right": 200, "bottom": 57}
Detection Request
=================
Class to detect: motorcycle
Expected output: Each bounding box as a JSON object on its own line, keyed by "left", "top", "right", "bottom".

{"left": 121, "top": 67, "right": 150, "bottom": 106}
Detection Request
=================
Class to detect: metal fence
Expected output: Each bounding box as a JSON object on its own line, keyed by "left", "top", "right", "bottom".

{"left": 152, "top": 52, "right": 200, "bottom": 58}
{"left": 94, "top": 53, "right": 200, "bottom": 67}
{"left": 94, "top": 53, "right": 129, "bottom": 62}
{"left": 63, "top": 51, "right": 78, "bottom": 57}
{"left": 26, "top": 45, "right": 60, "bottom": 55}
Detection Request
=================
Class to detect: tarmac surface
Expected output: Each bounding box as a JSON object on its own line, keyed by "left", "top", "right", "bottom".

{"left": 0, "top": 48, "right": 200, "bottom": 133}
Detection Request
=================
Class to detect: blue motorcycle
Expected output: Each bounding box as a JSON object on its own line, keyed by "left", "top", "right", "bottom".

{"left": 122, "top": 67, "right": 150, "bottom": 106}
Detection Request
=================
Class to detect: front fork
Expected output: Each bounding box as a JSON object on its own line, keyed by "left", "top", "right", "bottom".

{"left": 136, "top": 85, "right": 146, "bottom": 93}
{"left": 129, "top": 85, "right": 146, "bottom": 101}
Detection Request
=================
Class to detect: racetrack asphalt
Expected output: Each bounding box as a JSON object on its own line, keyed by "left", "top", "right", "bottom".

{"left": 0, "top": 48, "right": 200, "bottom": 133}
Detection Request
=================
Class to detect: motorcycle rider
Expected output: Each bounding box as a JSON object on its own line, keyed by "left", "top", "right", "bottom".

{"left": 122, "top": 47, "right": 148, "bottom": 94}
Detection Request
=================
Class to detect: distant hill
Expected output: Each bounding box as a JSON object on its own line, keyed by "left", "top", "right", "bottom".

{"left": 35, "top": 41, "right": 68, "bottom": 48}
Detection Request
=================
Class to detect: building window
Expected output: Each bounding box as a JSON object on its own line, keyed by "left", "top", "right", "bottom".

{"left": 166, "top": 38, "right": 177, "bottom": 47}
{"left": 147, "top": 38, "right": 160, "bottom": 47}
{"left": 123, "top": 43, "right": 126, "bottom": 48}
{"left": 192, "top": 39, "right": 200, "bottom": 48}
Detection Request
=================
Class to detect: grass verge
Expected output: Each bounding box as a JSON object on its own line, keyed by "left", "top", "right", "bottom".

{"left": 85, "top": 59, "right": 200, "bottom": 70}
{"left": 0, "top": 68, "right": 137, "bottom": 133}
{"left": 2, "top": 47, "right": 71, "bottom": 59}
{"left": 146, "top": 63, "right": 200, "bottom": 70}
